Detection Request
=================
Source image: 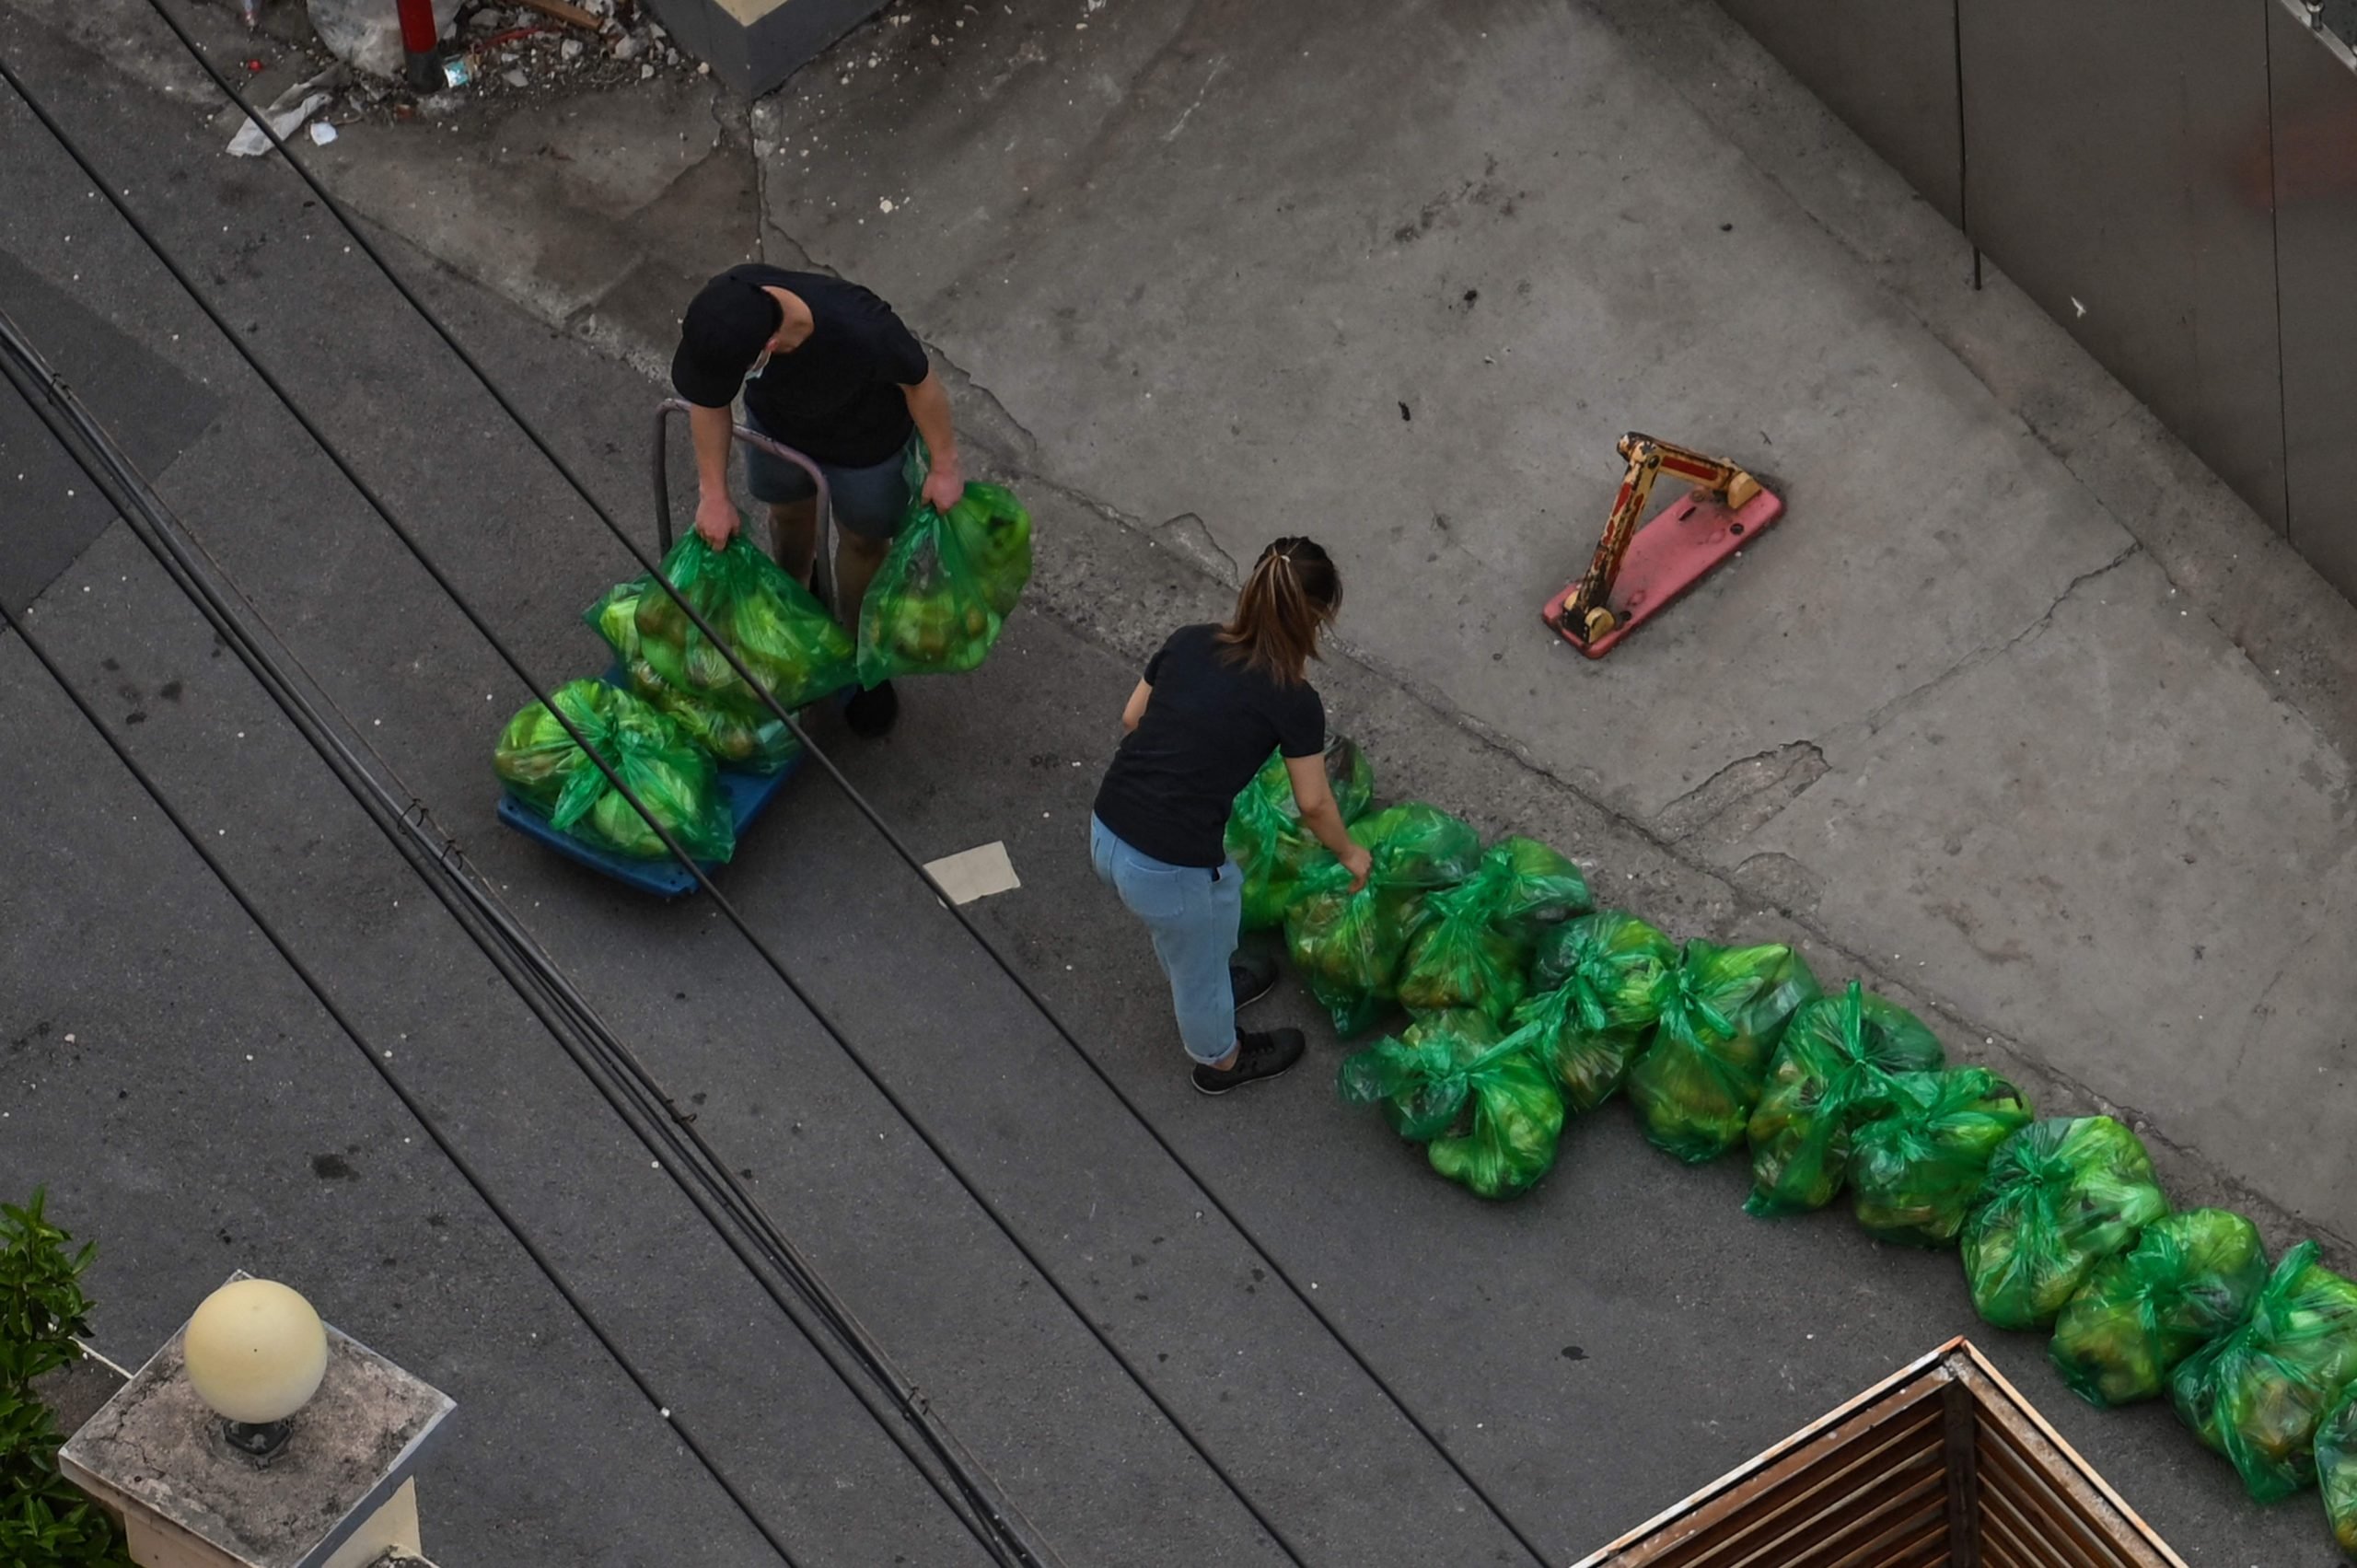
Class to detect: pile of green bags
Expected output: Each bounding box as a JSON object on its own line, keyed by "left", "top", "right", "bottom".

{"left": 1960, "top": 1116, "right": 2170, "bottom": 1330}
{"left": 1227, "top": 738, "right": 1376, "bottom": 931}
{"left": 2050, "top": 1209, "right": 2267, "bottom": 1408}
{"left": 855, "top": 475, "right": 1034, "bottom": 685}
{"left": 1229, "top": 727, "right": 2357, "bottom": 1557}
{"left": 503, "top": 484, "right": 1028, "bottom": 869}
{"left": 2171, "top": 1242, "right": 2357, "bottom": 1503}
{"left": 1283, "top": 804, "right": 1480, "bottom": 1036}
{"left": 1628, "top": 941, "right": 1820, "bottom": 1163}
{"left": 1744, "top": 981, "right": 1944, "bottom": 1218}
{"left": 493, "top": 679, "right": 735, "bottom": 862}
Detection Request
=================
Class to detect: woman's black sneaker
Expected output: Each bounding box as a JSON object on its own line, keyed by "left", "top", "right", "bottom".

{"left": 1191, "top": 1028, "right": 1306, "bottom": 1096}
{"left": 844, "top": 679, "right": 899, "bottom": 738}
{"left": 1230, "top": 957, "right": 1277, "bottom": 1009}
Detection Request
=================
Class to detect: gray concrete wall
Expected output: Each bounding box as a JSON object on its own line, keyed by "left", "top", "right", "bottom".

{"left": 1716, "top": 0, "right": 2357, "bottom": 601}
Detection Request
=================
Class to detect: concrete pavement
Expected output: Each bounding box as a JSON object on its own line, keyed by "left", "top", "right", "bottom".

{"left": 168, "top": 0, "right": 2356, "bottom": 1247}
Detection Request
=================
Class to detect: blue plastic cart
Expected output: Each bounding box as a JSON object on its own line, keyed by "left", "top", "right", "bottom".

{"left": 496, "top": 401, "right": 850, "bottom": 898}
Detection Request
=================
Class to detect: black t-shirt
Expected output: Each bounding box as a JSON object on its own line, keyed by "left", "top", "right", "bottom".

{"left": 1093, "top": 624, "right": 1327, "bottom": 868}
{"left": 674, "top": 265, "right": 929, "bottom": 466}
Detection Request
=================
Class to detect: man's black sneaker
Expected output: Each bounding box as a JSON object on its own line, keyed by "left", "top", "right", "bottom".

{"left": 1191, "top": 1028, "right": 1306, "bottom": 1097}
{"left": 1230, "top": 957, "right": 1277, "bottom": 1010}
{"left": 844, "top": 679, "right": 900, "bottom": 738}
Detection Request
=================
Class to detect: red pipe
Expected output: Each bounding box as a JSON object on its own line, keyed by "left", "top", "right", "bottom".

{"left": 398, "top": 0, "right": 442, "bottom": 89}
{"left": 396, "top": 0, "right": 439, "bottom": 52}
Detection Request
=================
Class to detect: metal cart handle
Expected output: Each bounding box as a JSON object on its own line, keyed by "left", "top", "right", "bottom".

{"left": 650, "top": 397, "right": 834, "bottom": 561}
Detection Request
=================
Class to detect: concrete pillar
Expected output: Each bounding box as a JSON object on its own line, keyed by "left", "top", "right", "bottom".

{"left": 57, "top": 1273, "right": 453, "bottom": 1568}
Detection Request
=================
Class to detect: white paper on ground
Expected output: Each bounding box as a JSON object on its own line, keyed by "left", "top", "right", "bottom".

{"left": 227, "top": 92, "right": 331, "bottom": 157}
{"left": 923, "top": 841, "right": 1021, "bottom": 905}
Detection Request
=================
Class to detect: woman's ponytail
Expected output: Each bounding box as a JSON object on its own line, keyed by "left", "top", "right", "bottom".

{"left": 1216, "top": 537, "right": 1341, "bottom": 685}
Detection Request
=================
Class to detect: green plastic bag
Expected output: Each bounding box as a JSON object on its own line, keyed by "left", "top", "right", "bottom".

{"left": 944, "top": 482, "right": 1033, "bottom": 616}
{"left": 1284, "top": 804, "right": 1481, "bottom": 1036}
{"left": 1516, "top": 912, "right": 1678, "bottom": 1111}
{"left": 2170, "top": 1242, "right": 2357, "bottom": 1504}
{"left": 1395, "top": 837, "right": 1590, "bottom": 1023}
{"left": 1846, "top": 1068, "right": 2032, "bottom": 1247}
{"left": 1961, "top": 1116, "right": 2169, "bottom": 1330}
{"left": 493, "top": 679, "right": 735, "bottom": 863}
{"left": 2317, "top": 1383, "right": 2357, "bottom": 1555}
{"left": 1339, "top": 1029, "right": 1564, "bottom": 1201}
{"left": 587, "top": 584, "right": 799, "bottom": 772}
{"left": 1476, "top": 836, "right": 1592, "bottom": 943}
{"left": 856, "top": 493, "right": 1003, "bottom": 685}
{"left": 624, "top": 533, "right": 855, "bottom": 715}
{"left": 2049, "top": 1209, "right": 2267, "bottom": 1409}
{"left": 1533, "top": 910, "right": 1677, "bottom": 1012}
{"left": 1744, "top": 981, "right": 1945, "bottom": 1218}
{"left": 1339, "top": 1010, "right": 1503, "bottom": 1143}
{"left": 1627, "top": 940, "right": 1821, "bottom": 1163}
{"left": 1225, "top": 738, "right": 1376, "bottom": 932}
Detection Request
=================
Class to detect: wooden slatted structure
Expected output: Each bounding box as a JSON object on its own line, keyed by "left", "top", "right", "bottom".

{"left": 1573, "top": 1339, "right": 2187, "bottom": 1568}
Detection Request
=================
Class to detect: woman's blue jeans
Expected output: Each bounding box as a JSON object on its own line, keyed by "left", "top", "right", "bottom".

{"left": 1089, "top": 815, "right": 1241, "bottom": 1064}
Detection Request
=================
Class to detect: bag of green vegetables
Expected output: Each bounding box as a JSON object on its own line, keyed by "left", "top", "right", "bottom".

{"left": 1744, "top": 981, "right": 1945, "bottom": 1218}
{"left": 1845, "top": 1067, "right": 2032, "bottom": 1247}
{"left": 2170, "top": 1241, "right": 2357, "bottom": 1503}
{"left": 2316, "top": 1383, "right": 2357, "bottom": 1555}
{"left": 1225, "top": 737, "right": 1375, "bottom": 932}
{"left": 1283, "top": 804, "right": 1480, "bottom": 1036}
{"left": 626, "top": 532, "right": 854, "bottom": 714}
{"left": 1395, "top": 837, "right": 1590, "bottom": 1023}
{"left": 1626, "top": 940, "right": 1820, "bottom": 1163}
{"left": 1511, "top": 911, "right": 1678, "bottom": 1113}
{"left": 2049, "top": 1208, "right": 2267, "bottom": 1409}
{"left": 586, "top": 581, "right": 799, "bottom": 772}
{"left": 493, "top": 679, "right": 735, "bottom": 863}
{"left": 1339, "top": 1027, "right": 1564, "bottom": 1201}
{"left": 1961, "top": 1115, "right": 2169, "bottom": 1330}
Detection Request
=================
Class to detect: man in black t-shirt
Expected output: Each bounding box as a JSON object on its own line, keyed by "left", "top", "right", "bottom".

{"left": 670, "top": 264, "right": 963, "bottom": 737}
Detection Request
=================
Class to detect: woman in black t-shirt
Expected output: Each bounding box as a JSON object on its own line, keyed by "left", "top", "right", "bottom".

{"left": 1091, "top": 539, "right": 1372, "bottom": 1095}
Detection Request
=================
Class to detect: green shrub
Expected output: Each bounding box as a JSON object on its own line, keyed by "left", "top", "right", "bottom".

{"left": 1, "top": 1191, "right": 130, "bottom": 1566}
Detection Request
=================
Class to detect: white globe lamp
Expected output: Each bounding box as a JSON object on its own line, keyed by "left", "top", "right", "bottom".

{"left": 181, "top": 1279, "right": 330, "bottom": 1461}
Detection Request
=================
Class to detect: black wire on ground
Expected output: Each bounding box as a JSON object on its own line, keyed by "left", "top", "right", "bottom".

{"left": 25, "top": 13, "right": 1565, "bottom": 1562}
{"left": 0, "top": 50, "right": 1318, "bottom": 1568}
{"left": 0, "top": 312, "right": 1052, "bottom": 1568}
{"left": 0, "top": 593, "right": 809, "bottom": 1568}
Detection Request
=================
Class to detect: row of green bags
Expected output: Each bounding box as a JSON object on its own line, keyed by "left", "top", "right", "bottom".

{"left": 1272, "top": 738, "right": 2357, "bottom": 1553}
{"left": 493, "top": 679, "right": 735, "bottom": 862}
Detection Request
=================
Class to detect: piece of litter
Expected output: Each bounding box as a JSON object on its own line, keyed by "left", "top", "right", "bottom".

{"left": 309, "top": 121, "right": 339, "bottom": 145}
{"left": 879, "top": 197, "right": 895, "bottom": 213}
{"left": 227, "top": 88, "right": 332, "bottom": 157}
{"left": 923, "top": 841, "right": 1022, "bottom": 905}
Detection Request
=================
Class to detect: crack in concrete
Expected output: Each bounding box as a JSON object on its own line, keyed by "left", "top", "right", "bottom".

{"left": 1844, "top": 540, "right": 2142, "bottom": 744}
{"left": 1655, "top": 740, "right": 1829, "bottom": 844}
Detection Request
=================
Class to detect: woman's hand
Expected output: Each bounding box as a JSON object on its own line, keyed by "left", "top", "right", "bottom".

{"left": 1341, "top": 840, "right": 1373, "bottom": 893}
